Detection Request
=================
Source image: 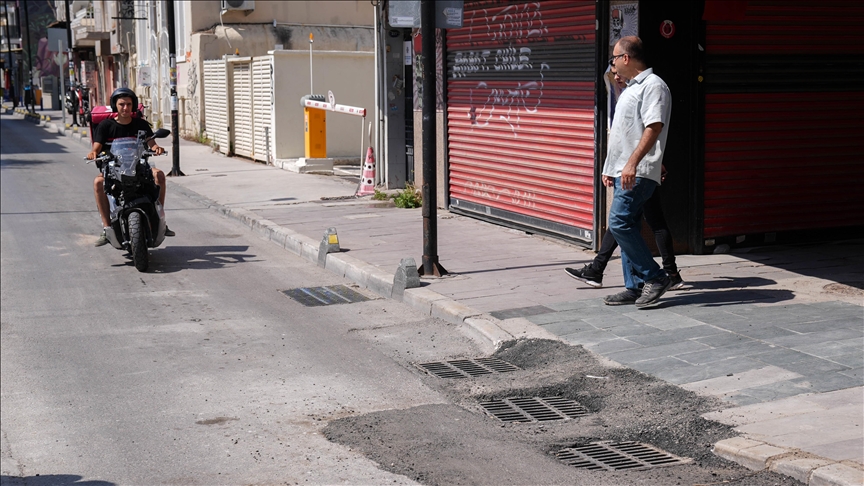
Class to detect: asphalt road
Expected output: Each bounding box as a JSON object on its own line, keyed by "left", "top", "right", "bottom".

{"left": 0, "top": 114, "right": 454, "bottom": 485}
{"left": 1, "top": 114, "right": 801, "bottom": 486}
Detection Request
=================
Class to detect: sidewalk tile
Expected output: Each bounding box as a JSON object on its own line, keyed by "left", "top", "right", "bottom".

{"left": 695, "top": 333, "right": 756, "bottom": 348}
{"left": 653, "top": 358, "right": 764, "bottom": 385}
{"left": 624, "top": 325, "right": 725, "bottom": 347}
{"left": 811, "top": 463, "right": 864, "bottom": 486}
{"left": 626, "top": 356, "right": 694, "bottom": 375}
{"left": 540, "top": 320, "right": 597, "bottom": 336}
{"left": 587, "top": 338, "right": 643, "bottom": 354}
{"left": 807, "top": 438, "right": 864, "bottom": 463}
{"left": 782, "top": 358, "right": 851, "bottom": 376}
{"left": 676, "top": 341, "right": 777, "bottom": 366}
{"left": 790, "top": 372, "right": 863, "bottom": 393}
{"left": 605, "top": 340, "right": 711, "bottom": 365}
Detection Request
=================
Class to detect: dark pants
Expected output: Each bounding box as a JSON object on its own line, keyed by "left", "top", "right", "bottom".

{"left": 594, "top": 185, "right": 678, "bottom": 275}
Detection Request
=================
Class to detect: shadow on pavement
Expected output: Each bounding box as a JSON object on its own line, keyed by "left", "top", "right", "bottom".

{"left": 145, "top": 245, "right": 260, "bottom": 273}
{"left": 0, "top": 475, "right": 115, "bottom": 486}
{"left": 659, "top": 288, "right": 795, "bottom": 308}
{"left": 730, "top": 239, "right": 864, "bottom": 289}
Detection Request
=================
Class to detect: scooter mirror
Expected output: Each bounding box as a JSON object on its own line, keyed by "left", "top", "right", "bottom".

{"left": 151, "top": 128, "right": 171, "bottom": 139}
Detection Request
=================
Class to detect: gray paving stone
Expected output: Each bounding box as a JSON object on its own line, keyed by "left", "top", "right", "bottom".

{"left": 782, "top": 357, "right": 851, "bottom": 375}
{"left": 559, "top": 329, "right": 620, "bottom": 347}
{"left": 839, "top": 367, "right": 863, "bottom": 379}
{"left": 790, "top": 371, "right": 864, "bottom": 393}
{"left": 725, "top": 393, "right": 765, "bottom": 406}
{"left": 603, "top": 323, "right": 664, "bottom": 338}
{"left": 766, "top": 328, "right": 864, "bottom": 347}
{"left": 664, "top": 308, "right": 751, "bottom": 326}
{"left": 652, "top": 357, "right": 764, "bottom": 385}
{"left": 734, "top": 325, "right": 799, "bottom": 340}
{"left": 540, "top": 320, "right": 596, "bottom": 336}
{"left": 726, "top": 379, "right": 810, "bottom": 403}
{"left": 606, "top": 340, "right": 712, "bottom": 365}
{"left": 626, "top": 356, "right": 694, "bottom": 375}
{"left": 832, "top": 353, "right": 864, "bottom": 368}
{"left": 587, "top": 338, "right": 643, "bottom": 355}
{"left": 489, "top": 305, "right": 555, "bottom": 320}
{"left": 752, "top": 348, "right": 820, "bottom": 367}
{"left": 582, "top": 314, "right": 641, "bottom": 330}
{"left": 545, "top": 299, "right": 604, "bottom": 312}
{"left": 675, "top": 341, "right": 777, "bottom": 366}
{"left": 695, "top": 333, "right": 756, "bottom": 348}
{"left": 624, "top": 325, "right": 725, "bottom": 347}
{"left": 791, "top": 338, "right": 864, "bottom": 358}
{"left": 779, "top": 317, "right": 864, "bottom": 333}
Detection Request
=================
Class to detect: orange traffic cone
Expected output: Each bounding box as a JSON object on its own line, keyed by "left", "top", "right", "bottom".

{"left": 356, "top": 146, "right": 376, "bottom": 196}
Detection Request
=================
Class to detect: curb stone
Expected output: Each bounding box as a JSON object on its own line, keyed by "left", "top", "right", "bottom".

{"left": 7, "top": 106, "right": 858, "bottom": 484}
{"left": 714, "top": 438, "right": 863, "bottom": 486}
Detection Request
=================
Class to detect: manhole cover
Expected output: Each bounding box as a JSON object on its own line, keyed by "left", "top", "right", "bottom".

{"left": 416, "top": 358, "right": 519, "bottom": 379}
{"left": 479, "top": 396, "right": 589, "bottom": 423}
{"left": 281, "top": 285, "right": 371, "bottom": 307}
{"left": 557, "top": 441, "right": 691, "bottom": 471}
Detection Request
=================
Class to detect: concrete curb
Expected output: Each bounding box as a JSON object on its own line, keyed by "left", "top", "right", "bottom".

{"left": 714, "top": 438, "right": 864, "bottom": 486}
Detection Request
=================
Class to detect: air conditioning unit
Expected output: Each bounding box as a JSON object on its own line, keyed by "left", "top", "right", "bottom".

{"left": 221, "top": 0, "right": 254, "bottom": 12}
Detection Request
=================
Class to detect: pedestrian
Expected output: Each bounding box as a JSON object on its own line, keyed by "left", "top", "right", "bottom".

{"left": 597, "top": 36, "right": 673, "bottom": 308}
{"left": 566, "top": 67, "right": 683, "bottom": 290}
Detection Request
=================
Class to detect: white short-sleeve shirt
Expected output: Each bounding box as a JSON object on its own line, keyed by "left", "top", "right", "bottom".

{"left": 602, "top": 68, "right": 671, "bottom": 185}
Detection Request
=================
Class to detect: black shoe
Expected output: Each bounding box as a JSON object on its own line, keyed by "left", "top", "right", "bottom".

{"left": 564, "top": 264, "right": 603, "bottom": 288}
{"left": 635, "top": 276, "right": 673, "bottom": 308}
{"left": 95, "top": 229, "right": 109, "bottom": 247}
{"left": 668, "top": 271, "right": 685, "bottom": 291}
{"left": 164, "top": 226, "right": 176, "bottom": 237}
{"left": 603, "top": 289, "right": 640, "bottom": 306}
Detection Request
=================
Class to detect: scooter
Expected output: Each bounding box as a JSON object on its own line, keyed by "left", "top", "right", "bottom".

{"left": 91, "top": 128, "right": 171, "bottom": 272}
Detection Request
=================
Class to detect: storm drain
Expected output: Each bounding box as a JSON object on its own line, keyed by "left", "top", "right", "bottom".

{"left": 557, "top": 441, "right": 691, "bottom": 471}
{"left": 479, "top": 396, "right": 590, "bottom": 423}
{"left": 281, "top": 285, "right": 371, "bottom": 307}
{"left": 416, "top": 358, "right": 520, "bottom": 379}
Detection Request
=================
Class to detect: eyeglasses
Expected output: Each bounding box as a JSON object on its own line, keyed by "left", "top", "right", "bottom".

{"left": 609, "top": 53, "right": 626, "bottom": 66}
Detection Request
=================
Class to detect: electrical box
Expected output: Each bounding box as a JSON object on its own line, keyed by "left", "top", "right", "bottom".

{"left": 221, "top": 0, "right": 255, "bottom": 12}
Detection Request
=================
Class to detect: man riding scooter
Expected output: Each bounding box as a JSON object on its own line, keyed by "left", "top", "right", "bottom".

{"left": 86, "top": 87, "right": 175, "bottom": 246}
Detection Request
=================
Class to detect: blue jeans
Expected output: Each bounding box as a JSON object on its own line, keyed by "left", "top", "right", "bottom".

{"left": 608, "top": 177, "right": 666, "bottom": 292}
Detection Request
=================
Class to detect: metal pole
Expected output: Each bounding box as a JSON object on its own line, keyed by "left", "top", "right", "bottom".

{"left": 59, "top": 40, "right": 65, "bottom": 127}
{"left": 165, "top": 0, "right": 183, "bottom": 176}
{"left": 64, "top": 0, "right": 77, "bottom": 125}
{"left": 418, "top": 0, "right": 446, "bottom": 277}
{"left": 308, "top": 33, "right": 313, "bottom": 94}
{"left": 21, "top": 0, "right": 32, "bottom": 112}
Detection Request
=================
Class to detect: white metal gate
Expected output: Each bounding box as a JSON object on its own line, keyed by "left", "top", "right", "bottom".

{"left": 232, "top": 60, "right": 254, "bottom": 159}
{"left": 251, "top": 56, "right": 272, "bottom": 163}
{"left": 202, "top": 59, "right": 230, "bottom": 154}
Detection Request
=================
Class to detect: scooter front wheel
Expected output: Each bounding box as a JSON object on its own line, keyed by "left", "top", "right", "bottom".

{"left": 128, "top": 211, "right": 149, "bottom": 272}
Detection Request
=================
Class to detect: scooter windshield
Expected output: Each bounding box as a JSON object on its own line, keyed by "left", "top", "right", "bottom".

{"left": 110, "top": 137, "right": 145, "bottom": 179}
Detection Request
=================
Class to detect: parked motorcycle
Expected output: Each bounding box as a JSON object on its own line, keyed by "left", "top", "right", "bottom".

{"left": 65, "top": 82, "right": 91, "bottom": 124}
{"left": 91, "top": 128, "right": 171, "bottom": 272}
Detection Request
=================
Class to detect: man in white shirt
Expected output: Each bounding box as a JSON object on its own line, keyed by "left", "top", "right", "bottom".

{"left": 601, "top": 36, "right": 673, "bottom": 308}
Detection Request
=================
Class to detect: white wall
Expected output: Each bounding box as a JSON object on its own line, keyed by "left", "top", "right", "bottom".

{"left": 271, "top": 50, "right": 374, "bottom": 159}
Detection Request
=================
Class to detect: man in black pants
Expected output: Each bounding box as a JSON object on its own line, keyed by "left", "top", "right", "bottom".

{"left": 565, "top": 65, "right": 683, "bottom": 290}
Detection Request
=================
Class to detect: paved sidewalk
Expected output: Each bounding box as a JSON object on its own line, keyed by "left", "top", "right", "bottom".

{"left": 6, "top": 105, "right": 863, "bottom": 486}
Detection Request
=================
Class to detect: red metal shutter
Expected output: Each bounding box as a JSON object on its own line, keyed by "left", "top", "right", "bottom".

{"left": 703, "top": 1, "right": 864, "bottom": 238}
{"left": 446, "top": 0, "right": 596, "bottom": 242}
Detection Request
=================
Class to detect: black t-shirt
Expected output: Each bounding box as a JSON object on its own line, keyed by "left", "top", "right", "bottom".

{"left": 94, "top": 117, "right": 154, "bottom": 149}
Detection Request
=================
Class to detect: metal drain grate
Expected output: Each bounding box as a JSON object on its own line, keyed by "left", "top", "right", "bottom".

{"left": 557, "top": 441, "right": 691, "bottom": 471}
{"left": 416, "top": 358, "right": 520, "bottom": 379}
{"left": 281, "top": 285, "right": 371, "bottom": 307}
{"left": 479, "top": 396, "right": 590, "bottom": 423}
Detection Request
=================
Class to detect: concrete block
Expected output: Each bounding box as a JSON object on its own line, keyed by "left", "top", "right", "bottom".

{"left": 401, "top": 287, "right": 447, "bottom": 316}
{"left": 431, "top": 299, "right": 480, "bottom": 325}
{"left": 463, "top": 316, "right": 514, "bottom": 349}
{"left": 392, "top": 257, "right": 420, "bottom": 302}
{"left": 810, "top": 463, "right": 864, "bottom": 486}
{"left": 366, "top": 271, "right": 393, "bottom": 299}
{"left": 714, "top": 437, "right": 787, "bottom": 470}
{"left": 770, "top": 457, "right": 833, "bottom": 485}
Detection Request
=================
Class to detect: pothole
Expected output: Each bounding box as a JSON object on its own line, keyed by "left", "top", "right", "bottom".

{"left": 557, "top": 441, "right": 691, "bottom": 471}
{"left": 416, "top": 357, "right": 520, "bottom": 379}
{"left": 480, "top": 396, "right": 590, "bottom": 423}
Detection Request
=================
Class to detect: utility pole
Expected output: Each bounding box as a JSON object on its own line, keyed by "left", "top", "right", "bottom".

{"left": 64, "top": 0, "right": 77, "bottom": 125}
{"left": 418, "top": 0, "right": 446, "bottom": 277}
{"left": 21, "top": 0, "right": 32, "bottom": 112}
{"left": 165, "top": 0, "right": 183, "bottom": 176}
